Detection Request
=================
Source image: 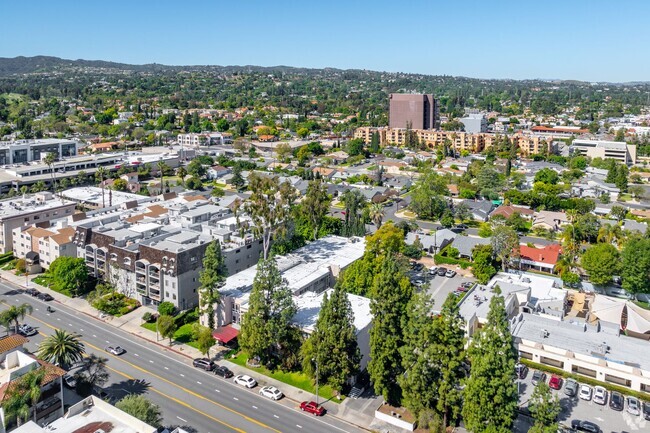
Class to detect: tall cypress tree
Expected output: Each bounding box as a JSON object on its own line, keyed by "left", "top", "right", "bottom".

{"left": 199, "top": 240, "right": 226, "bottom": 330}
{"left": 462, "top": 295, "right": 518, "bottom": 433}
{"left": 301, "top": 285, "right": 361, "bottom": 394}
{"left": 368, "top": 254, "right": 413, "bottom": 404}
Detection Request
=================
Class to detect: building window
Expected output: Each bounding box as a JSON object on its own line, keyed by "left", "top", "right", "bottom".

{"left": 173, "top": 294, "right": 177, "bottom": 300}
{"left": 191, "top": 256, "right": 196, "bottom": 263}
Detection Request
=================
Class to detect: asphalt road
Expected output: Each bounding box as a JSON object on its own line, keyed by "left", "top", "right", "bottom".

{"left": 0, "top": 282, "right": 366, "bottom": 433}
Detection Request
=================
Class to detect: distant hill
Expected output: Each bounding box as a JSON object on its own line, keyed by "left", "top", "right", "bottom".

{"left": 0, "top": 55, "right": 175, "bottom": 75}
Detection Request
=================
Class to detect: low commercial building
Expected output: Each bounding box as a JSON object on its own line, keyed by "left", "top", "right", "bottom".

{"left": 570, "top": 139, "right": 637, "bottom": 165}
{"left": 460, "top": 111, "right": 488, "bottom": 133}
{"left": 0, "top": 139, "right": 79, "bottom": 165}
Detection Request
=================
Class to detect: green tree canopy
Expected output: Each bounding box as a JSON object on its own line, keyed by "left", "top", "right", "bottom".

{"left": 116, "top": 395, "right": 163, "bottom": 426}
{"left": 37, "top": 329, "right": 85, "bottom": 368}
{"left": 581, "top": 243, "right": 620, "bottom": 285}
{"left": 49, "top": 256, "right": 89, "bottom": 296}
{"left": 621, "top": 237, "right": 650, "bottom": 294}
{"left": 199, "top": 240, "right": 226, "bottom": 329}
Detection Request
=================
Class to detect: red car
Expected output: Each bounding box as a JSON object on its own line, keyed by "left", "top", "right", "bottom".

{"left": 548, "top": 375, "right": 563, "bottom": 390}
{"left": 300, "top": 401, "right": 325, "bottom": 416}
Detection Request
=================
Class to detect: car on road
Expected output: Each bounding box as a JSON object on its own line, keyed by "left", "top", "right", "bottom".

{"left": 626, "top": 396, "right": 641, "bottom": 416}
{"left": 642, "top": 401, "right": 650, "bottom": 421}
{"left": 592, "top": 386, "right": 607, "bottom": 405}
{"left": 25, "top": 288, "right": 40, "bottom": 297}
{"left": 18, "top": 324, "right": 37, "bottom": 336}
{"left": 579, "top": 384, "right": 592, "bottom": 401}
{"left": 259, "top": 386, "right": 283, "bottom": 400}
{"left": 515, "top": 363, "right": 529, "bottom": 379}
{"left": 300, "top": 401, "right": 325, "bottom": 416}
{"left": 564, "top": 379, "right": 579, "bottom": 397}
{"left": 233, "top": 374, "right": 257, "bottom": 388}
{"left": 105, "top": 345, "right": 126, "bottom": 356}
{"left": 570, "top": 420, "right": 600, "bottom": 433}
{"left": 192, "top": 358, "right": 214, "bottom": 371}
{"left": 548, "top": 375, "right": 563, "bottom": 390}
{"left": 437, "top": 267, "right": 447, "bottom": 276}
{"left": 445, "top": 269, "right": 457, "bottom": 278}
{"left": 609, "top": 391, "right": 624, "bottom": 411}
{"left": 214, "top": 365, "right": 233, "bottom": 378}
{"left": 531, "top": 370, "right": 546, "bottom": 386}
{"left": 37, "top": 293, "right": 53, "bottom": 301}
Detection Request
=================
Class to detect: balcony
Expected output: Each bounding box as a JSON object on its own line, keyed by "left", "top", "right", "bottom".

{"left": 35, "top": 396, "right": 62, "bottom": 420}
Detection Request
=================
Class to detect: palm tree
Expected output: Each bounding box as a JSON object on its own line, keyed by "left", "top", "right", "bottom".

{"left": 95, "top": 167, "right": 108, "bottom": 208}
{"left": 44, "top": 152, "right": 58, "bottom": 195}
{"left": 176, "top": 166, "right": 187, "bottom": 186}
{"left": 157, "top": 161, "right": 169, "bottom": 193}
{"left": 369, "top": 203, "right": 384, "bottom": 228}
{"left": 597, "top": 223, "right": 624, "bottom": 247}
{"left": 37, "top": 329, "right": 85, "bottom": 368}
{"left": 0, "top": 303, "right": 33, "bottom": 334}
{"left": 3, "top": 368, "right": 45, "bottom": 426}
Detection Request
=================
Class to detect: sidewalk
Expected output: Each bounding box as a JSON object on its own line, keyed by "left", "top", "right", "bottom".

{"left": 2, "top": 269, "right": 385, "bottom": 432}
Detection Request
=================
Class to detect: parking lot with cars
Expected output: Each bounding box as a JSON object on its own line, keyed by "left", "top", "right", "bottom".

{"left": 407, "top": 261, "right": 476, "bottom": 309}
{"left": 516, "top": 366, "right": 649, "bottom": 432}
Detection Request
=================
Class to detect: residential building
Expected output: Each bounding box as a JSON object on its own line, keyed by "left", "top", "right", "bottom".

{"left": 449, "top": 235, "right": 491, "bottom": 260}
{"left": 0, "top": 192, "right": 76, "bottom": 254}
{"left": 490, "top": 205, "right": 535, "bottom": 220}
{"left": 532, "top": 210, "right": 570, "bottom": 231}
{"left": 460, "top": 200, "right": 495, "bottom": 222}
{"left": 530, "top": 126, "right": 589, "bottom": 138}
{"left": 570, "top": 139, "right": 637, "bottom": 165}
{"left": 459, "top": 111, "right": 488, "bottom": 133}
{"left": 388, "top": 94, "right": 439, "bottom": 130}
{"left": 406, "top": 229, "right": 457, "bottom": 254}
{"left": 0, "top": 139, "right": 80, "bottom": 165}
{"left": 517, "top": 243, "right": 562, "bottom": 274}
{"left": 12, "top": 396, "right": 157, "bottom": 433}
{"left": 37, "top": 227, "right": 76, "bottom": 269}
{"left": 177, "top": 132, "right": 228, "bottom": 147}
{"left": 0, "top": 337, "right": 65, "bottom": 433}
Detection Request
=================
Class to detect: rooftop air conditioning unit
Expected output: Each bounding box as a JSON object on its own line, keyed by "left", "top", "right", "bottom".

{"left": 540, "top": 329, "right": 549, "bottom": 338}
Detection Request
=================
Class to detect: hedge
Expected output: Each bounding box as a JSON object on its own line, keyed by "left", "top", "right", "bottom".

{"left": 434, "top": 254, "right": 471, "bottom": 269}
{"left": 518, "top": 358, "right": 650, "bottom": 402}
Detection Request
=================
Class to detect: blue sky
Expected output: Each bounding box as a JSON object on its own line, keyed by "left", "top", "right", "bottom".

{"left": 1, "top": 0, "right": 648, "bottom": 82}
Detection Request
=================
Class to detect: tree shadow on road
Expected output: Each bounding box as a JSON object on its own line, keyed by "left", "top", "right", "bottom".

{"left": 105, "top": 378, "right": 151, "bottom": 401}
{"left": 558, "top": 395, "right": 578, "bottom": 422}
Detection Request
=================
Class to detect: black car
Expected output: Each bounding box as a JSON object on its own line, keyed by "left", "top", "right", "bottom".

{"left": 609, "top": 391, "right": 624, "bottom": 411}
{"left": 214, "top": 365, "right": 233, "bottom": 378}
{"left": 192, "top": 358, "right": 214, "bottom": 371}
{"left": 515, "top": 363, "right": 529, "bottom": 379}
{"left": 643, "top": 401, "right": 650, "bottom": 421}
{"left": 570, "top": 420, "right": 600, "bottom": 433}
{"left": 437, "top": 267, "right": 447, "bottom": 276}
{"left": 37, "top": 293, "right": 54, "bottom": 301}
{"left": 25, "top": 288, "right": 40, "bottom": 297}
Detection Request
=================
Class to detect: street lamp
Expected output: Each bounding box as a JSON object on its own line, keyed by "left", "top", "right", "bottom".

{"left": 312, "top": 357, "right": 319, "bottom": 406}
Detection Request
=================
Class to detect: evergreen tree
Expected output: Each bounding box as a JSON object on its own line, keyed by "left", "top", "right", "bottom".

{"left": 301, "top": 285, "right": 361, "bottom": 393}
{"left": 302, "top": 178, "right": 331, "bottom": 240}
{"left": 368, "top": 254, "right": 413, "bottom": 404}
{"left": 199, "top": 240, "right": 226, "bottom": 330}
{"left": 529, "top": 382, "right": 561, "bottom": 433}
{"left": 239, "top": 259, "right": 297, "bottom": 365}
{"left": 462, "top": 295, "right": 518, "bottom": 433}
{"left": 231, "top": 164, "right": 245, "bottom": 191}
{"left": 369, "top": 131, "right": 380, "bottom": 153}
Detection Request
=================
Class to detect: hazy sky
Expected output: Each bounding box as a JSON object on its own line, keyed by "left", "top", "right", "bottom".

{"left": 1, "top": 0, "right": 649, "bottom": 82}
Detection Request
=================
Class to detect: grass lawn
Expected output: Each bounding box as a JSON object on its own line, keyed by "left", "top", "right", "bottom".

{"left": 401, "top": 210, "right": 417, "bottom": 218}
{"left": 229, "top": 352, "right": 344, "bottom": 403}
{"left": 634, "top": 301, "right": 650, "bottom": 310}
{"left": 140, "top": 320, "right": 200, "bottom": 349}
{"left": 619, "top": 193, "right": 632, "bottom": 202}
{"left": 32, "top": 274, "right": 72, "bottom": 297}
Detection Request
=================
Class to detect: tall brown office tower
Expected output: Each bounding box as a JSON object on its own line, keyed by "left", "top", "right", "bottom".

{"left": 389, "top": 93, "right": 439, "bottom": 130}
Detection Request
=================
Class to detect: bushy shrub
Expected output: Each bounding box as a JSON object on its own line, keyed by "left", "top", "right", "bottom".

{"left": 157, "top": 301, "right": 176, "bottom": 317}
{"left": 92, "top": 292, "right": 139, "bottom": 316}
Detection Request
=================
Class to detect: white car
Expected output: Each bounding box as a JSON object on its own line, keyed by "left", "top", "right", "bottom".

{"left": 18, "top": 324, "right": 37, "bottom": 336}
{"left": 105, "top": 345, "right": 126, "bottom": 356}
{"left": 627, "top": 396, "right": 640, "bottom": 416}
{"left": 233, "top": 374, "right": 257, "bottom": 388}
{"left": 259, "top": 385, "right": 283, "bottom": 400}
{"left": 579, "top": 384, "right": 592, "bottom": 401}
{"left": 593, "top": 386, "right": 607, "bottom": 405}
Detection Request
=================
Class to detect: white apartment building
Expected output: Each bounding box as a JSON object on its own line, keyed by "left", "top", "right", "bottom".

{"left": 570, "top": 139, "right": 637, "bottom": 165}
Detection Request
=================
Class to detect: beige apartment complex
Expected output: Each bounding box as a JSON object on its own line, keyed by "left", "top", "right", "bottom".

{"left": 354, "top": 127, "right": 549, "bottom": 156}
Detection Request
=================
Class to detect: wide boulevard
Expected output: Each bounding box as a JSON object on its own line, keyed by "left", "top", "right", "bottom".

{"left": 0, "top": 280, "right": 367, "bottom": 433}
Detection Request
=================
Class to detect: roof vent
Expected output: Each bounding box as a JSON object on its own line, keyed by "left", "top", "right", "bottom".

{"left": 540, "top": 329, "right": 549, "bottom": 338}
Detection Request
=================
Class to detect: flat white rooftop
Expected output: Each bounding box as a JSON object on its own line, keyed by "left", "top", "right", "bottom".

{"left": 292, "top": 288, "right": 372, "bottom": 333}
{"left": 0, "top": 193, "right": 73, "bottom": 220}
{"left": 61, "top": 187, "right": 155, "bottom": 207}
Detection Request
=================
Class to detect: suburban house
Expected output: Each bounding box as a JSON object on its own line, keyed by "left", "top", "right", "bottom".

{"left": 460, "top": 200, "right": 495, "bottom": 222}
{"left": 207, "top": 165, "right": 231, "bottom": 180}
{"left": 406, "top": 229, "right": 457, "bottom": 254}
{"left": 449, "top": 235, "right": 491, "bottom": 260}
{"left": 532, "top": 211, "right": 570, "bottom": 231}
{"left": 517, "top": 243, "right": 562, "bottom": 274}
{"left": 490, "top": 205, "right": 535, "bottom": 220}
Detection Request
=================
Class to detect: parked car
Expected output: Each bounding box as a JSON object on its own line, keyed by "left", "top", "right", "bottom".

{"left": 259, "top": 386, "right": 283, "bottom": 400}
{"left": 300, "top": 401, "right": 325, "bottom": 416}
{"left": 455, "top": 224, "right": 469, "bottom": 230}
{"left": 445, "top": 269, "right": 456, "bottom": 278}
{"left": 515, "top": 363, "right": 529, "bottom": 379}
{"left": 233, "top": 374, "right": 257, "bottom": 388}
{"left": 460, "top": 282, "right": 473, "bottom": 289}
{"left": 105, "top": 345, "right": 126, "bottom": 356}
{"left": 564, "top": 379, "right": 579, "bottom": 397}
{"left": 642, "top": 400, "right": 650, "bottom": 421}
{"left": 531, "top": 370, "right": 546, "bottom": 386}
{"left": 626, "top": 396, "right": 641, "bottom": 416}
{"left": 18, "top": 324, "right": 37, "bottom": 336}
{"left": 192, "top": 358, "right": 214, "bottom": 371}
{"left": 437, "top": 267, "right": 447, "bottom": 276}
{"left": 609, "top": 391, "right": 624, "bottom": 411}
{"left": 214, "top": 365, "right": 233, "bottom": 378}
{"left": 63, "top": 371, "right": 79, "bottom": 389}
{"left": 25, "top": 288, "right": 40, "bottom": 297}
{"left": 37, "top": 293, "right": 53, "bottom": 301}
{"left": 593, "top": 386, "right": 607, "bottom": 405}
{"left": 429, "top": 267, "right": 438, "bottom": 275}
{"left": 579, "top": 384, "right": 592, "bottom": 401}
{"left": 570, "top": 420, "right": 600, "bottom": 433}
{"left": 548, "top": 375, "right": 563, "bottom": 390}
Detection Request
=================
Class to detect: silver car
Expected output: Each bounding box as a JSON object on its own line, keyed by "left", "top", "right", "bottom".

{"left": 627, "top": 396, "right": 640, "bottom": 416}
{"left": 593, "top": 386, "right": 607, "bottom": 405}
{"left": 259, "top": 385, "right": 283, "bottom": 400}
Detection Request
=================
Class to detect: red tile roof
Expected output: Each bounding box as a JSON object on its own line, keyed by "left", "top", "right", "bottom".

{"left": 519, "top": 243, "right": 562, "bottom": 265}
{"left": 212, "top": 325, "right": 239, "bottom": 344}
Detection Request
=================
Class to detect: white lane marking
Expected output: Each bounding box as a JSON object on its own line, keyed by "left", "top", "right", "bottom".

{"left": 57, "top": 318, "right": 60, "bottom": 321}
{"left": 149, "top": 360, "right": 153, "bottom": 364}
{"left": 80, "top": 329, "right": 83, "bottom": 332}
{"left": 296, "top": 425, "right": 302, "bottom": 429}
{"left": 164, "top": 366, "right": 169, "bottom": 370}
{"left": 233, "top": 397, "right": 239, "bottom": 401}
{"left": 176, "top": 416, "right": 187, "bottom": 423}
{"left": 134, "top": 353, "right": 139, "bottom": 357}
{"left": 215, "top": 389, "right": 220, "bottom": 393}
{"left": 106, "top": 340, "right": 110, "bottom": 343}
{"left": 197, "top": 381, "right": 202, "bottom": 385}
{"left": 180, "top": 373, "right": 185, "bottom": 377}
{"left": 93, "top": 334, "right": 97, "bottom": 337}
{"left": 273, "top": 415, "right": 279, "bottom": 419}
{"left": 252, "top": 405, "right": 258, "bottom": 409}
{"left": 68, "top": 323, "right": 72, "bottom": 326}
{"left": 35, "top": 308, "right": 39, "bottom": 311}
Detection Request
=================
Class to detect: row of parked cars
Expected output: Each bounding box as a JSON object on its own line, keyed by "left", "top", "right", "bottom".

{"left": 518, "top": 364, "right": 650, "bottom": 432}
{"left": 24, "top": 287, "right": 53, "bottom": 301}
{"left": 192, "top": 358, "right": 326, "bottom": 415}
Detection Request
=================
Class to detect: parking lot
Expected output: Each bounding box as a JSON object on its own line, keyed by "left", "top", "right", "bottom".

{"left": 516, "top": 370, "right": 649, "bottom": 432}
{"left": 408, "top": 262, "right": 476, "bottom": 309}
